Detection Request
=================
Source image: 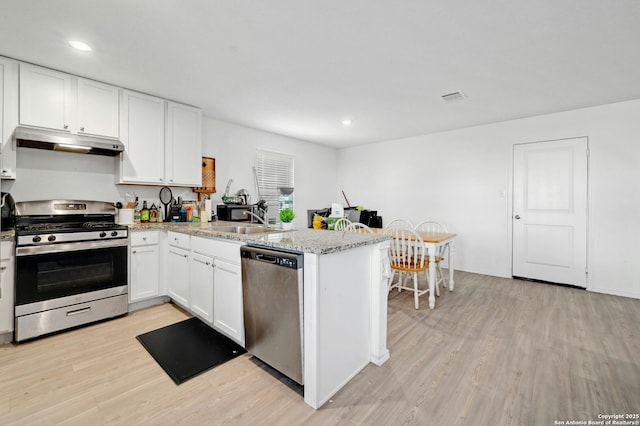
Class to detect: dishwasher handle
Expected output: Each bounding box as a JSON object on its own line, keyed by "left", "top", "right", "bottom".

{"left": 242, "top": 246, "right": 304, "bottom": 270}
{"left": 256, "top": 253, "right": 277, "bottom": 263}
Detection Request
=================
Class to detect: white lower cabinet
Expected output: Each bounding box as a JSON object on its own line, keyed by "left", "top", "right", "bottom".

{"left": 191, "top": 236, "right": 244, "bottom": 345}
{"left": 212, "top": 257, "right": 244, "bottom": 346}
{"left": 134, "top": 231, "right": 244, "bottom": 345}
{"left": 190, "top": 252, "right": 214, "bottom": 324}
{"left": 130, "top": 231, "right": 161, "bottom": 302}
{"left": 1, "top": 240, "right": 15, "bottom": 335}
{"left": 167, "top": 245, "right": 190, "bottom": 308}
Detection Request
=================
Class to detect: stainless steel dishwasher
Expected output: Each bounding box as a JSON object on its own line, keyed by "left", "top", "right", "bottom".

{"left": 241, "top": 245, "right": 304, "bottom": 385}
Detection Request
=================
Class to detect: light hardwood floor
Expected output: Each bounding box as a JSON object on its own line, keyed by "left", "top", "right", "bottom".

{"left": 1, "top": 272, "right": 639, "bottom": 425}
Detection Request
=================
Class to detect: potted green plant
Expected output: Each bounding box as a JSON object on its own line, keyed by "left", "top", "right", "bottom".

{"left": 279, "top": 208, "right": 295, "bottom": 230}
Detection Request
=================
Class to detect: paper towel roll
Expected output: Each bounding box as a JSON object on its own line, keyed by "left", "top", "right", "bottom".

{"left": 330, "top": 203, "right": 344, "bottom": 217}
{"left": 203, "top": 199, "right": 212, "bottom": 222}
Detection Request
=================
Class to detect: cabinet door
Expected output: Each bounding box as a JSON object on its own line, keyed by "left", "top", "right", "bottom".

{"left": 19, "top": 63, "right": 71, "bottom": 131}
{"left": 130, "top": 244, "right": 160, "bottom": 302}
{"left": 1, "top": 57, "right": 18, "bottom": 179}
{"left": 213, "top": 258, "right": 244, "bottom": 345}
{"left": 167, "top": 246, "right": 190, "bottom": 308}
{"left": 190, "top": 252, "right": 214, "bottom": 324}
{"left": 120, "top": 90, "right": 165, "bottom": 184}
{"left": 166, "top": 102, "right": 202, "bottom": 186}
{"left": 77, "top": 78, "right": 119, "bottom": 138}
{"left": 0, "top": 242, "right": 15, "bottom": 334}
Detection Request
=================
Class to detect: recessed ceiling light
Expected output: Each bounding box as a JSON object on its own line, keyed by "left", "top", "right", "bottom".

{"left": 69, "top": 40, "right": 92, "bottom": 51}
{"left": 341, "top": 119, "right": 353, "bottom": 126}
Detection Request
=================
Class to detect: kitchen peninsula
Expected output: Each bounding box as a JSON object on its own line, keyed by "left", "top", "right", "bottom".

{"left": 130, "top": 221, "right": 392, "bottom": 409}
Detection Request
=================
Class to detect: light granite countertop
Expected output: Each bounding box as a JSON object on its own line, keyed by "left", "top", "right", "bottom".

{"left": 0, "top": 230, "right": 15, "bottom": 241}
{"left": 130, "top": 221, "right": 390, "bottom": 255}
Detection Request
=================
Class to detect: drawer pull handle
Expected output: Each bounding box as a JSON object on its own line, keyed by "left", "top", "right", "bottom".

{"left": 0, "top": 266, "right": 6, "bottom": 271}
{"left": 67, "top": 307, "right": 91, "bottom": 316}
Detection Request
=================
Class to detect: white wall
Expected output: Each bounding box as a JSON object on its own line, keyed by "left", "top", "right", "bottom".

{"left": 337, "top": 99, "right": 640, "bottom": 299}
{"left": 1, "top": 148, "right": 198, "bottom": 214}
{"left": 1, "top": 117, "right": 340, "bottom": 229}
{"left": 203, "top": 117, "right": 339, "bottom": 227}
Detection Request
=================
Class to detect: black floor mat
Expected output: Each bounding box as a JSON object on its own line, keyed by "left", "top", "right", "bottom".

{"left": 136, "top": 317, "right": 246, "bottom": 385}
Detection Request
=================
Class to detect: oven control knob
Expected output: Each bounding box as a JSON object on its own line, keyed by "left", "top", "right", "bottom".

{"left": 33, "top": 236, "right": 42, "bottom": 243}
{"left": 48, "top": 235, "right": 56, "bottom": 242}
{"left": 111, "top": 231, "right": 118, "bottom": 237}
{"left": 100, "top": 231, "right": 107, "bottom": 238}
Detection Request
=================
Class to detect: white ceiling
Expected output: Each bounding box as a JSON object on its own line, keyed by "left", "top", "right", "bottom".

{"left": 2, "top": 1, "right": 640, "bottom": 148}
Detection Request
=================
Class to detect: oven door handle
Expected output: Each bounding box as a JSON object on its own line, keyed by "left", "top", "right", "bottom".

{"left": 67, "top": 306, "right": 92, "bottom": 316}
{"left": 16, "top": 239, "right": 128, "bottom": 256}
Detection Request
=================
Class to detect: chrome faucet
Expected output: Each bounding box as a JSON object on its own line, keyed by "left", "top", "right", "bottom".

{"left": 243, "top": 210, "right": 268, "bottom": 225}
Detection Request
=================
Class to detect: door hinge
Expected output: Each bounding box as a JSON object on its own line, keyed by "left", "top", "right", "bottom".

{"left": 586, "top": 147, "right": 590, "bottom": 157}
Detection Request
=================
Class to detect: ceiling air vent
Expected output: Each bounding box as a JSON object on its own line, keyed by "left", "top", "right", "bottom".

{"left": 441, "top": 91, "right": 467, "bottom": 103}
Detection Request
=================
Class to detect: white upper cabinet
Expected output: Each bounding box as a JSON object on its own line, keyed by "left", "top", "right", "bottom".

{"left": 76, "top": 77, "right": 119, "bottom": 138}
{"left": 19, "top": 63, "right": 120, "bottom": 139}
{"left": 19, "top": 63, "right": 72, "bottom": 132}
{"left": 15, "top": 61, "right": 201, "bottom": 186}
{"left": 166, "top": 101, "right": 202, "bottom": 186}
{"left": 1, "top": 56, "right": 18, "bottom": 179}
{"left": 120, "top": 90, "right": 165, "bottom": 184}
{"left": 120, "top": 94, "right": 202, "bottom": 186}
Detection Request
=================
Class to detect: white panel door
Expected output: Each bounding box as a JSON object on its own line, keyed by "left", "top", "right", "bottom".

{"left": 120, "top": 90, "right": 165, "bottom": 184}
{"left": 166, "top": 101, "right": 202, "bottom": 186}
{"left": 190, "top": 252, "right": 214, "bottom": 324}
{"left": 130, "top": 245, "right": 160, "bottom": 302}
{"left": 77, "top": 78, "right": 120, "bottom": 138}
{"left": 512, "top": 138, "right": 588, "bottom": 287}
{"left": 19, "top": 63, "right": 71, "bottom": 131}
{"left": 167, "top": 246, "right": 190, "bottom": 308}
{"left": 213, "top": 258, "right": 244, "bottom": 345}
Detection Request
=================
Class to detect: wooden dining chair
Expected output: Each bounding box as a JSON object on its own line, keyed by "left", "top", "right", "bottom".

{"left": 333, "top": 217, "right": 352, "bottom": 231}
{"left": 414, "top": 220, "right": 448, "bottom": 291}
{"left": 385, "top": 228, "right": 431, "bottom": 309}
{"left": 343, "top": 222, "right": 374, "bottom": 234}
{"left": 384, "top": 218, "right": 413, "bottom": 230}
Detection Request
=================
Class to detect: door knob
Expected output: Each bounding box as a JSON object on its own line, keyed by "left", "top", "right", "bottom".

{"left": 514, "top": 215, "right": 521, "bottom": 220}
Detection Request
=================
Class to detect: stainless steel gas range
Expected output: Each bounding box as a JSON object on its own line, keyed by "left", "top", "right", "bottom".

{"left": 14, "top": 200, "right": 128, "bottom": 342}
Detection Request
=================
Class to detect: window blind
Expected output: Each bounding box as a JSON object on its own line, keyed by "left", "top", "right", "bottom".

{"left": 255, "top": 149, "right": 294, "bottom": 224}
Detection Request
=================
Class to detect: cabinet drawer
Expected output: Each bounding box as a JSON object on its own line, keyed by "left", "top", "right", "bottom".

{"left": 168, "top": 231, "right": 191, "bottom": 250}
{"left": 131, "top": 231, "right": 159, "bottom": 246}
{"left": 191, "top": 236, "right": 242, "bottom": 263}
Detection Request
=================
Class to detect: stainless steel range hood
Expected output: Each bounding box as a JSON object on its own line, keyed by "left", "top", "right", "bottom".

{"left": 14, "top": 126, "right": 124, "bottom": 156}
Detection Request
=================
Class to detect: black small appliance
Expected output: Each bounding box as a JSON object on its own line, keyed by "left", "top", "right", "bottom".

{"left": 1, "top": 192, "right": 15, "bottom": 229}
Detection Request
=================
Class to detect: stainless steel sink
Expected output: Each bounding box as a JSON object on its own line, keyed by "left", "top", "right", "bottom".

{"left": 211, "top": 225, "right": 278, "bottom": 234}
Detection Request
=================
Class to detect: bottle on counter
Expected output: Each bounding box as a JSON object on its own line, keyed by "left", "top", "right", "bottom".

{"left": 149, "top": 203, "right": 158, "bottom": 223}
{"left": 134, "top": 208, "right": 141, "bottom": 224}
{"left": 140, "top": 201, "right": 150, "bottom": 223}
{"left": 179, "top": 205, "right": 187, "bottom": 222}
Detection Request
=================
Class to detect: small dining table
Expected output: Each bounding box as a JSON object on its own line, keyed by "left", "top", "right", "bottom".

{"left": 371, "top": 228, "right": 457, "bottom": 309}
